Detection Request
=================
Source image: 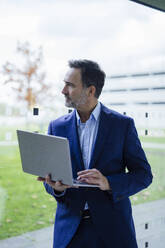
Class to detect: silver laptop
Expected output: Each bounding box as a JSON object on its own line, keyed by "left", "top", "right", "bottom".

{"left": 17, "top": 130, "right": 99, "bottom": 188}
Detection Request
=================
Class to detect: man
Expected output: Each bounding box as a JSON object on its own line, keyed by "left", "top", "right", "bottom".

{"left": 38, "top": 60, "right": 153, "bottom": 248}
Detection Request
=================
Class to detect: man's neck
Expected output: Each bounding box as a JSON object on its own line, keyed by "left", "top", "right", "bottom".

{"left": 77, "top": 100, "right": 98, "bottom": 123}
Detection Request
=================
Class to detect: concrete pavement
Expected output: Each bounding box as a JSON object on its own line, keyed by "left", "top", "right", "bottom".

{"left": 0, "top": 226, "right": 54, "bottom": 248}
{"left": 0, "top": 199, "right": 165, "bottom": 248}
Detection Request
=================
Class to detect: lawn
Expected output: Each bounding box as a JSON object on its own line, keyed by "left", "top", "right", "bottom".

{"left": 1, "top": 124, "right": 164, "bottom": 143}
{"left": 0, "top": 124, "right": 48, "bottom": 142}
{"left": 0, "top": 143, "right": 165, "bottom": 240}
{"left": 0, "top": 146, "right": 56, "bottom": 240}
{"left": 130, "top": 148, "right": 165, "bottom": 204}
{"left": 139, "top": 136, "right": 165, "bottom": 144}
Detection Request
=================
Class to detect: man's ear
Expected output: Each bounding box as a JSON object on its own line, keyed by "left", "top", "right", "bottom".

{"left": 88, "top": 85, "right": 96, "bottom": 97}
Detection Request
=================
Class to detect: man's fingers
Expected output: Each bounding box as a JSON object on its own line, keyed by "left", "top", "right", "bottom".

{"left": 37, "top": 177, "right": 45, "bottom": 181}
{"left": 38, "top": 175, "right": 72, "bottom": 190}
{"left": 56, "top": 181, "right": 62, "bottom": 187}
{"left": 77, "top": 175, "right": 99, "bottom": 181}
{"left": 82, "top": 177, "right": 99, "bottom": 185}
{"left": 45, "top": 174, "right": 51, "bottom": 180}
{"left": 45, "top": 176, "right": 51, "bottom": 184}
{"left": 77, "top": 170, "right": 90, "bottom": 175}
{"left": 57, "top": 181, "right": 72, "bottom": 189}
{"left": 79, "top": 176, "right": 99, "bottom": 181}
{"left": 77, "top": 168, "right": 105, "bottom": 187}
{"left": 45, "top": 175, "right": 55, "bottom": 187}
{"left": 77, "top": 171, "right": 100, "bottom": 180}
{"left": 77, "top": 169, "right": 100, "bottom": 176}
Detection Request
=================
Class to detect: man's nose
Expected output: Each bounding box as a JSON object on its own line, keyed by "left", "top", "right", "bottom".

{"left": 62, "top": 85, "right": 67, "bottom": 95}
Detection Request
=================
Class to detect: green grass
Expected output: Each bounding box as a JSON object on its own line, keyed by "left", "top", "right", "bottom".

{"left": 0, "top": 125, "right": 165, "bottom": 144}
{"left": 139, "top": 136, "right": 165, "bottom": 144}
{"left": 0, "top": 146, "right": 56, "bottom": 240}
{"left": 0, "top": 143, "right": 165, "bottom": 240}
{"left": 130, "top": 148, "right": 165, "bottom": 205}
{"left": 0, "top": 186, "right": 7, "bottom": 222}
{"left": 0, "top": 124, "right": 48, "bottom": 141}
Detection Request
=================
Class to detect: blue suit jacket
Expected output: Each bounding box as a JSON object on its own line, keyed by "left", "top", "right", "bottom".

{"left": 44, "top": 103, "right": 153, "bottom": 248}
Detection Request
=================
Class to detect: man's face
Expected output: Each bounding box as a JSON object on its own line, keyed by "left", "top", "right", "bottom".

{"left": 62, "top": 68, "right": 89, "bottom": 109}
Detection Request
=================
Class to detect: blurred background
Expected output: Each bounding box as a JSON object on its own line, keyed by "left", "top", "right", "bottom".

{"left": 0, "top": 0, "right": 165, "bottom": 134}
{"left": 0, "top": 0, "right": 165, "bottom": 243}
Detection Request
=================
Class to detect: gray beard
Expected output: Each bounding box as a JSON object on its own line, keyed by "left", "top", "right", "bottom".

{"left": 65, "top": 91, "right": 88, "bottom": 109}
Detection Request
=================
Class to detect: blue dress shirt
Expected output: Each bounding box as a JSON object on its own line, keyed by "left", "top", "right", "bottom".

{"left": 76, "top": 102, "right": 101, "bottom": 170}
{"left": 54, "top": 102, "right": 101, "bottom": 210}
{"left": 76, "top": 102, "right": 101, "bottom": 209}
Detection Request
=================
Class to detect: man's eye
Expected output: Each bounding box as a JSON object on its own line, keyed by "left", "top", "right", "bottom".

{"left": 67, "top": 83, "right": 74, "bottom": 87}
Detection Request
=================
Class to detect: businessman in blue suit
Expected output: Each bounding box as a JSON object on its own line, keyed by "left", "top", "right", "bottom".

{"left": 38, "top": 60, "right": 153, "bottom": 248}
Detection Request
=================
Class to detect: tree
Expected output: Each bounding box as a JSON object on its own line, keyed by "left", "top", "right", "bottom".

{"left": 2, "top": 41, "right": 52, "bottom": 110}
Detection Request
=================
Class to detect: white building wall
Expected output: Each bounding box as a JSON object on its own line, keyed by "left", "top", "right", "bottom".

{"left": 100, "top": 72, "right": 165, "bottom": 133}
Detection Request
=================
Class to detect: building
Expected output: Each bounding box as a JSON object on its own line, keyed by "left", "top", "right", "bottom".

{"left": 100, "top": 71, "right": 165, "bottom": 136}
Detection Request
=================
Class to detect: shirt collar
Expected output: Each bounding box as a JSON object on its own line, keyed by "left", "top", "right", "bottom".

{"left": 76, "top": 102, "right": 101, "bottom": 124}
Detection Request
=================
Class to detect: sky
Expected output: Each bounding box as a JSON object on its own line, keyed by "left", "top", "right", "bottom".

{"left": 0, "top": 0, "right": 165, "bottom": 105}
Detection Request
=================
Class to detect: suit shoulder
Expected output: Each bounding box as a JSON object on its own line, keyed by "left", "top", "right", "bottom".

{"left": 49, "top": 112, "right": 73, "bottom": 128}
{"left": 102, "top": 104, "right": 133, "bottom": 122}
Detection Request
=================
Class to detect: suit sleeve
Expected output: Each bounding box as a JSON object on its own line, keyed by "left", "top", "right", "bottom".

{"left": 43, "top": 121, "right": 67, "bottom": 203}
{"left": 107, "top": 118, "right": 153, "bottom": 203}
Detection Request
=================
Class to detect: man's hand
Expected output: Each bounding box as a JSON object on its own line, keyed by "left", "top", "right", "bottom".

{"left": 77, "top": 168, "right": 111, "bottom": 191}
{"left": 37, "top": 174, "right": 72, "bottom": 192}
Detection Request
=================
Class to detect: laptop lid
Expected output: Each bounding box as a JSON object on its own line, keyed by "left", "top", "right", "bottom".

{"left": 17, "top": 130, "right": 73, "bottom": 185}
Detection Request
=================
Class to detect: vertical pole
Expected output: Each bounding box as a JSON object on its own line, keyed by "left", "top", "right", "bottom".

{"left": 145, "top": 112, "right": 148, "bottom": 136}
{"left": 33, "top": 107, "right": 39, "bottom": 133}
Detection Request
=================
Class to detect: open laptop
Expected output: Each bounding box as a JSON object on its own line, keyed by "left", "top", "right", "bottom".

{"left": 17, "top": 130, "right": 99, "bottom": 188}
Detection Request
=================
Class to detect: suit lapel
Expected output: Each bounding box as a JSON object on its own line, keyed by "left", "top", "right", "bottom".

{"left": 65, "top": 105, "right": 113, "bottom": 173}
{"left": 89, "top": 105, "right": 111, "bottom": 169}
{"left": 65, "top": 111, "right": 84, "bottom": 175}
